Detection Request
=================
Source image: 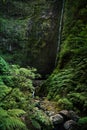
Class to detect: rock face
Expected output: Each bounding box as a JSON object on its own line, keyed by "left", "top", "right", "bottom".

{"left": 0, "top": 0, "right": 63, "bottom": 76}
{"left": 26, "top": 0, "right": 63, "bottom": 76}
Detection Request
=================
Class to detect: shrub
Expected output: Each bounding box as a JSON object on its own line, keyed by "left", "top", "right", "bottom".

{"left": 58, "top": 98, "right": 73, "bottom": 109}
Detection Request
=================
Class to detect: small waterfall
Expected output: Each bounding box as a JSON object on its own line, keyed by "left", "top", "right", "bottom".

{"left": 32, "top": 91, "right": 35, "bottom": 98}
{"left": 9, "top": 44, "right": 12, "bottom": 52}
{"left": 55, "top": 0, "right": 65, "bottom": 66}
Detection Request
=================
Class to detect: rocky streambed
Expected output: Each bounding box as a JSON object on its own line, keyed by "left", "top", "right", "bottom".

{"left": 33, "top": 80, "right": 86, "bottom": 130}
{"left": 34, "top": 98, "right": 80, "bottom": 130}
{"left": 50, "top": 110, "right": 79, "bottom": 130}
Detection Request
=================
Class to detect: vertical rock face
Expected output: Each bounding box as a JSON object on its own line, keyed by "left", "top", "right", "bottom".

{"left": 24, "top": 0, "right": 63, "bottom": 76}
{"left": 0, "top": 0, "right": 63, "bottom": 76}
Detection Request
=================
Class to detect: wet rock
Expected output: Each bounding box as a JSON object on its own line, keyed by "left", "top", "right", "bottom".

{"left": 59, "top": 110, "right": 69, "bottom": 121}
{"left": 59, "top": 110, "right": 69, "bottom": 116}
{"left": 68, "top": 110, "right": 80, "bottom": 122}
{"left": 50, "top": 114, "right": 64, "bottom": 124}
{"left": 64, "top": 120, "right": 77, "bottom": 130}
{"left": 46, "top": 111, "right": 55, "bottom": 116}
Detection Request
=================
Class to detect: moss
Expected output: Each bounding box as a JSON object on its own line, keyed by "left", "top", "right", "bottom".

{"left": 58, "top": 98, "right": 73, "bottom": 110}
{"left": 0, "top": 0, "right": 62, "bottom": 76}
{"left": 39, "top": 0, "right": 87, "bottom": 114}
{"left": 78, "top": 117, "right": 87, "bottom": 130}
{"left": 78, "top": 117, "right": 87, "bottom": 125}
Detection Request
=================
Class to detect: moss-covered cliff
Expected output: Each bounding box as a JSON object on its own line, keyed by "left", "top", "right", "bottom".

{"left": 0, "top": 0, "right": 87, "bottom": 115}
{"left": 40, "top": 0, "right": 87, "bottom": 114}
{"left": 0, "top": 0, "right": 63, "bottom": 76}
{"left": 0, "top": 0, "right": 87, "bottom": 129}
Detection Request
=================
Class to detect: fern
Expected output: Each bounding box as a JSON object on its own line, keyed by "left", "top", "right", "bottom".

{"left": 0, "top": 85, "right": 11, "bottom": 100}
{"left": 0, "top": 57, "right": 9, "bottom": 75}
{"left": 78, "top": 117, "right": 87, "bottom": 125}
{"left": 0, "top": 108, "right": 27, "bottom": 130}
{"left": 1, "top": 117, "right": 26, "bottom": 130}
{"left": 8, "top": 109, "right": 26, "bottom": 117}
{"left": 31, "top": 119, "right": 41, "bottom": 129}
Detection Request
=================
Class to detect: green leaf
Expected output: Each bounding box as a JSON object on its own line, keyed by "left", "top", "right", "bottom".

{"left": 31, "top": 119, "right": 41, "bottom": 129}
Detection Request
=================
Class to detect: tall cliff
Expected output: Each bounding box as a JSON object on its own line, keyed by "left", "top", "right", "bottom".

{"left": 0, "top": 0, "right": 63, "bottom": 76}
{"left": 40, "top": 0, "right": 87, "bottom": 114}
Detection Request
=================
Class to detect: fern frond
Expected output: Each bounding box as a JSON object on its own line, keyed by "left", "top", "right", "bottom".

{"left": 0, "top": 108, "right": 8, "bottom": 117}
{"left": 0, "top": 117, "right": 27, "bottom": 130}
{"left": 31, "top": 119, "right": 41, "bottom": 129}
{"left": 0, "top": 85, "right": 11, "bottom": 99}
{"left": 8, "top": 109, "right": 26, "bottom": 117}
{"left": 0, "top": 108, "right": 27, "bottom": 130}
{"left": 5, "top": 117, "right": 27, "bottom": 130}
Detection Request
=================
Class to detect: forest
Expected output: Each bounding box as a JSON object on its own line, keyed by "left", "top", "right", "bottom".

{"left": 0, "top": 0, "right": 87, "bottom": 130}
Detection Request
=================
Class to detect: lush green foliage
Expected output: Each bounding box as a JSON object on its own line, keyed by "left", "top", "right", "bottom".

{"left": 78, "top": 117, "right": 87, "bottom": 130}
{"left": 78, "top": 117, "right": 87, "bottom": 125}
{"left": 0, "top": 108, "right": 27, "bottom": 130}
{"left": 0, "top": 0, "right": 87, "bottom": 129}
{"left": 0, "top": 57, "right": 28, "bottom": 130}
{"left": 39, "top": 0, "right": 87, "bottom": 114}
{"left": 0, "top": 57, "right": 52, "bottom": 130}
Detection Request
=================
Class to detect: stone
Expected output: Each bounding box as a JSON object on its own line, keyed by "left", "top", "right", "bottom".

{"left": 59, "top": 110, "right": 69, "bottom": 117}
{"left": 68, "top": 110, "right": 80, "bottom": 122}
{"left": 46, "top": 111, "right": 55, "bottom": 116}
{"left": 50, "top": 114, "right": 64, "bottom": 124}
{"left": 64, "top": 120, "right": 77, "bottom": 130}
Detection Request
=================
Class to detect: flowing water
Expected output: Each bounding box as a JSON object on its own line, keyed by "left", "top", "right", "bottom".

{"left": 9, "top": 44, "right": 12, "bottom": 51}
{"left": 55, "top": 0, "right": 65, "bottom": 66}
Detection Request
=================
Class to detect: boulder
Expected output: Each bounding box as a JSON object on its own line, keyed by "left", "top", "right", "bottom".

{"left": 59, "top": 110, "right": 69, "bottom": 121}
{"left": 59, "top": 110, "right": 69, "bottom": 117}
{"left": 50, "top": 114, "right": 64, "bottom": 124}
{"left": 68, "top": 110, "right": 80, "bottom": 122}
{"left": 46, "top": 111, "right": 55, "bottom": 116}
{"left": 64, "top": 120, "right": 77, "bottom": 130}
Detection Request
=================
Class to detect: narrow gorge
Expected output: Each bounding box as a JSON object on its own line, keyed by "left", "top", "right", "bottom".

{"left": 0, "top": 0, "right": 87, "bottom": 130}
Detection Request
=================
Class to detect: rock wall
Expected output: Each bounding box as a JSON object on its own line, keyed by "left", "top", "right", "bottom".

{"left": 0, "top": 0, "right": 63, "bottom": 76}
